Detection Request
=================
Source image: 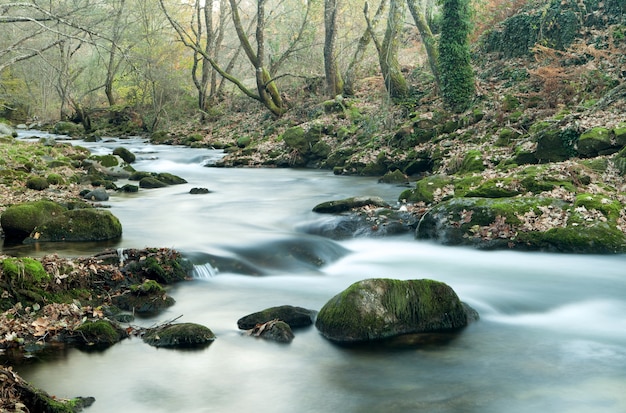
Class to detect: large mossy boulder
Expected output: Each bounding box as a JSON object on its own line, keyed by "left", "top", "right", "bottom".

{"left": 416, "top": 196, "right": 626, "bottom": 253}
{"left": 1, "top": 200, "right": 67, "bottom": 239}
{"left": 315, "top": 278, "right": 476, "bottom": 344}
{"left": 143, "top": 323, "right": 216, "bottom": 348}
{"left": 112, "top": 146, "right": 136, "bottom": 163}
{"left": 25, "top": 208, "right": 122, "bottom": 243}
{"left": 237, "top": 305, "right": 317, "bottom": 330}
{"left": 534, "top": 127, "right": 578, "bottom": 162}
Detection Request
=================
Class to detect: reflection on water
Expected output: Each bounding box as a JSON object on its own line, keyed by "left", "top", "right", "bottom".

{"left": 7, "top": 133, "right": 626, "bottom": 413}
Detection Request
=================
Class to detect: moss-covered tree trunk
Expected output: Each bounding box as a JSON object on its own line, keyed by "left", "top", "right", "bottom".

{"left": 379, "top": 0, "right": 409, "bottom": 100}
{"left": 406, "top": 0, "right": 439, "bottom": 89}
{"left": 438, "top": 0, "right": 474, "bottom": 112}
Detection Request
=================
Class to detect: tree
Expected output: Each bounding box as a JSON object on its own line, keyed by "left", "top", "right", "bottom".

{"left": 438, "top": 0, "right": 474, "bottom": 112}
{"left": 343, "top": 0, "right": 387, "bottom": 96}
{"left": 159, "top": 0, "right": 287, "bottom": 117}
{"left": 406, "top": 0, "right": 439, "bottom": 88}
{"left": 366, "top": 0, "right": 409, "bottom": 100}
{"left": 324, "top": 0, "right": 343, "bottom": 97}
{"left": 190, "top": 0, "right": 217, "bottom": 119}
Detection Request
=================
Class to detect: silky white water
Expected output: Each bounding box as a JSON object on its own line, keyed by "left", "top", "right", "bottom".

{"left": 7, "top": 133, "right": 626, "bottom": 413}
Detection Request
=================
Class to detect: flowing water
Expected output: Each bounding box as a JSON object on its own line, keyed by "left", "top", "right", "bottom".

{"left": 4, "top": 132, "right": 626, "bottom": 413}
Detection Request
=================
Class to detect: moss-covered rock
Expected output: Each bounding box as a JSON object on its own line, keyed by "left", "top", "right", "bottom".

{"left": 312, "top": 196, "right": 389, "bottom": 213}
{"left": 534, "top": 127, "right": 578, "bottom": 162}
{"left": 112, "top": 147, "right": 136, "bottom": 164}
{"left": 315, "top": 278, "right": 476, "bottom": 343}
{"left": 465, "top": 178, "right": 521, "bottom": 198}
{"left": 613, "top": 146, "right": 626, "bottom": 175}
{"left": 416, "top": 196, "right": 626, "bottom": 253}
{"left": 139, "top": 176, "right": 167, "bottom": 188}
{"left": 46, "top": 173, "right": 65, "bottom": 185}
{"left": 246, "top": 319, "right": 295, "bottom": 343}
{"left": 2, "top": 257, "right": 50, "bottom": 284}
{"left": 73, "top": 320, "right": 127, "bottom": 347}
{"left": 458, "top": 150, "right": 485, "bottom": 173}
{"left": 574, "top": 193, "right": 622, "bottom": 219}
{"left": 122, "top": 253, "right": 192, "bottom": 284}
{"left": 25, "top": 209, "right": 122, "bottom": 243}
{"left": 399, "top": 175, "right": 454, "bottom": 204}
{"left": 577, "top": 127, "right": 614, "bottom": 157}
{"left": 237, "top": 305, "right": 317, "bottom": 330}
{"left": 143, "top": 323, "right": 216, "bottom": 348}
{"left": 112, "top": 280, "right": 175, "bottom": 314}
{"left": 614, "top": 122, "right": 626, "bottom": 146}
{"left": 282, "top": 126, "right": 307, "bottom": 152}
{"left": 89, "top": 154, "right": 119, "bottom": 168}
{"left": 378, "top": 169, "right": 409, "bottom": 184}
{"left": 153, "top": 172, "right": 187, "bottom": 185}
{"left": 53, "top": 121, "right": 83, "bottom": 136}
{"left": 26, "top": 175, "right": 50, "bottom": 191}
{"left": 1, "top": 200, "right": 68, "bottom": 239}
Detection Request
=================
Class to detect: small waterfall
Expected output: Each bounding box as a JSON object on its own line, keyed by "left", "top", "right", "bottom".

{"left": 193, "top": 263, "right": 219, "bottom": 279}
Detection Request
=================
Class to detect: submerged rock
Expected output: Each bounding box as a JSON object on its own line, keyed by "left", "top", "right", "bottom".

{"left": 237, "top": 305, "right": 317, "bottom": 330}
{"left": 245, "top": 319, "right": 295, "bottom": 343}
{"left": 143, "top": 323, "right": 216, "bottom": 348}
{"left": 315, "top": 278, "right": 477, "bottom": 344}
{"left": 312, "top": 196, "right": 389, "bottom": 214}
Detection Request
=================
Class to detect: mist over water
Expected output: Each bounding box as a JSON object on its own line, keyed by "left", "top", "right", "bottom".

{"left": 8, "top": 133, "right": 626, "bottom": 413}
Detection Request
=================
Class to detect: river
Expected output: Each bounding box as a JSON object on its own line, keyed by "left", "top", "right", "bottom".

{"left": 5, "top": 132, "right": 626, "bottom": 413}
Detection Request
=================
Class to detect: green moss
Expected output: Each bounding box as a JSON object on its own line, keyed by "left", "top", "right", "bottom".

{"left": 577, "top": 127, "right": 612, "bottom": 157}
{"left": 74, "top": 320, "right": 124, "bottom": 345}
{"left": 112, "top": 147, "right": 136, "bottom": 163}
{"left": 517, "top": 224, "right": 626, "bottom": 254}
{"left": 26, "top": 175, "right": 50, "bottom": 190}
{"left": 46, "top": 173, "right": 65, "bottom": 185}
{"left": 143, "top": 323, "right": 216, "bottom": 348}
{"left": 236, "top": 136, "right": 251, "bottom": 148}
{"left": 27, "top": 209, "right": 122, "bottom": 242}
{"left": 315, "top": 278, "right": 468, "bottom": 343}
{"left": 89, "top": 154, "right": 119, "bottom": 167}
{"left": 154, "top": 172, "right": 187, "bottom": 185}
{"left": 399, "top": 175, "right": 453, "bottom": 203}
{"left": 464, "top": 178, "right": 520, "bottom": 198}
{"left": 2, "top": 257, "right": 50, "bottom": 284}
{"left": 0, "top": 200, "right": 67, "bottom": 239}
{"left": 139, "top": 176, "right": 167, "bottom": 188}
{"left": 130, "top": 279, "right": 165, "bottom": 295}
{"left": 458, "top": 150, "right": 485, "bottom": 173}
{"left": 574, "top": 193, "right": 622, "bottom": 220}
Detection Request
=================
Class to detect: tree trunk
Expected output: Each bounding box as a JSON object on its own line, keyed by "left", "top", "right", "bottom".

{"left": 229, "top": 0, "right": 285, "bottom": 116}
{"left": 324, "top": 0, "right": 343, "bottom": 97}
{"left": 344, "top": 0, "right": 387, "bottom": 96}
{"left": 406, "top": 0, "right": 439, "bottom": 89}
{"left": 380, "top": 0, "right": 408, "bottom": 99}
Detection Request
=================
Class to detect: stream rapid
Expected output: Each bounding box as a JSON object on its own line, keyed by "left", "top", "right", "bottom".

{"left": 5, "top": 132, "right": 626, "bottom": 413}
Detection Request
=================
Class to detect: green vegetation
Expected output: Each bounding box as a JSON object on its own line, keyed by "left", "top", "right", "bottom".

{"left": 438, "top": 0, "right": 475, "bottom": 112}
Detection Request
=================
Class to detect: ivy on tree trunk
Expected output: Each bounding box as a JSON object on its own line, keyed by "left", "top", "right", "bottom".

{"left": 438, "top": 0, "right": 475, "bottom": 113}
